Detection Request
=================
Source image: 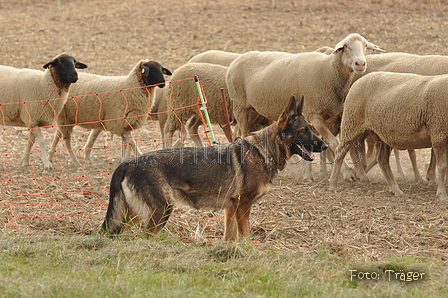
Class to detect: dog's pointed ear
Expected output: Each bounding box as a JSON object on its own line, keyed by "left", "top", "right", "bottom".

{"left": 296, "top": 95, "right": 304, "bottom": 115}
{"left": 278, "top": 96, "right": 297, "bottom": 127}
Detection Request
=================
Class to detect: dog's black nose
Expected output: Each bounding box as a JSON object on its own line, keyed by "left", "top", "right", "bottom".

{"left": 321, "top": 142, "right": 329, "bottom": 151}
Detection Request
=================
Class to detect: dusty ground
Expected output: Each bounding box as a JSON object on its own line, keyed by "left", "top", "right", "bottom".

{"left": 0, "top": 0, "right": 447, "bottom": 263}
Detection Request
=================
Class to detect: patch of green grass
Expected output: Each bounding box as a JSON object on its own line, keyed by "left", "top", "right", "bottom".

{"left": 0, "top": 232, "right": 446, "bottom": 297}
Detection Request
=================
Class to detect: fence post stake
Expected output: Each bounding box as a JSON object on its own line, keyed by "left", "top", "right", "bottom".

{"left": 194, "top": 76, "right": 217, "bottom": 145}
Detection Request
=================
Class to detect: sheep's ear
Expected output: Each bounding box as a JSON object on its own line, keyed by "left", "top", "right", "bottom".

{"left": 43, "top": 61, "right": 55, "bottom": 69}
{"left": 162, "top": 67, "right": 172, "bottom": 76}
{"left": 333, "top": 45, "right": 345, "bottom": 54}
{"left": 75, "top": 62, "right": 88, "bottom": 69}
{"left": 367, "top": 42, "right": 385, "bottom": 52}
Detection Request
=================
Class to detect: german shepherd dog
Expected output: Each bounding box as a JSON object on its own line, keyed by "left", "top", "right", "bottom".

{"left": 101, "top": 96, "right": 327, "bottom": 241}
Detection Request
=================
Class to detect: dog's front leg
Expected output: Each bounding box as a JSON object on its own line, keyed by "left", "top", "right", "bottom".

{"left": 235, "top": 201, "right": 251, "bottom": 238}
{"left": 224, "top": 206, "right": 238, "bottom": 241}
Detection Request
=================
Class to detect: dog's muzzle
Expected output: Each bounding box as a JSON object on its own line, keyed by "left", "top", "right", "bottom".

{"left": 291, "top": 141, "right": 328, "bottom": 161}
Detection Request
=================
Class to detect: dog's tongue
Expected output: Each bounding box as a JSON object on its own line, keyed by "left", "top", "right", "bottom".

{"left": 302, "top": 146, "right": 315, "bottom": 161}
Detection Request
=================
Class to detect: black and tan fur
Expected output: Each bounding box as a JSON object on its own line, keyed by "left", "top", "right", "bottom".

{"left": 101, "top": 96, "right": 327, "bottom": 241}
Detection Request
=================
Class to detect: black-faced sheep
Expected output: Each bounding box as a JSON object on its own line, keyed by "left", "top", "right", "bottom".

{"left": 49, "top": 60, "right": 171, "bottom": 167}
{"left": 0, "top": 54, "right": 87, "bottom": 169}
{"left": 225, "top": 33, "right": 384, "bottom": 180}
{"left": 329, "top": 71, "right": 448, "bottom": 201}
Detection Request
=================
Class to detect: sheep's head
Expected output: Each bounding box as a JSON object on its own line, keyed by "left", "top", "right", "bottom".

{"left": 333, "top": 33, "right": 384, "bottom": 75}
{"left": 277, "top": 96, "right": 328, "bottom": 161}
{"left": 140, "top": 61, "right": 172, "bottom": 88}
{"left": 43, "top": 54, "right": 87, "bottom": 85}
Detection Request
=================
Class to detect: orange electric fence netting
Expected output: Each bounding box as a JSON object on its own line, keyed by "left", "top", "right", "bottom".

{"left": 0, "top": 0, "right": 448, "bottom": 11}
{"left": 0, "top": 77, "right": 228, "bottom": 240}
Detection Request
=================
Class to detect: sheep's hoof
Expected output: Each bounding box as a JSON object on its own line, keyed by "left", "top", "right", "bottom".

{"left": 43, "top": 164, "right": 54, "bottom": 170}
{"left": 356, "top": 173, "right": 370, "bottom": 182}
{"left": 390, "top": 189, "right": 404, "bottom": 196}
{"left": 341, "top": 168, "right": 357, "bottom": 181}
{"left": 426, "top": 176, "right": 436, "bottom": 186}
{"left": 328, "top": 179, "right": 338, "bottom": 191}
{"left": 303, "top": 176, "right": 314, "bottom": 183}
{"left": 70, "top": 162, "right": 82, "bottom": 168}
{"left": 436, "top": 189, "right": 448, "bottom": 201}
{"left": 344, "top": 175, "right": 357, "bottom": 182}
{"left": 414, "top": 177, "right": 426, "bottom": 184}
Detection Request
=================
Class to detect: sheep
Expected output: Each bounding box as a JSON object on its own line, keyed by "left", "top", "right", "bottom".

{"left": 151, "top": 51, "right": 238, "bottom": 147}
{"left": 0, "top": 54, "right": 87, "bottom": 169}
{"left": 329, "top": 71, "right": 448, "bottom": 201}
{"left": 187, "top": 50, "right": 241, "bottom": 66}
{"left": 353, "top": 52, "right": 448, "bottom": 182}
{"left": 48, "top": 60, "right": 172, "bottom": 167}
{"left": 163, "top": 62, "right": 234, "bottom": 148}
{"left": 226, "top": 33, "right": 384, "bottom": 180}
{"left": 161, "top": 62, "right": 272, "bottom": 148}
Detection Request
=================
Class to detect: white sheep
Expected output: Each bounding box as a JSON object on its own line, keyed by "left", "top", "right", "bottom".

{"left": 329, "top": 71, "right": 448, "bottom": 201}
{"left": 226, "top": 33, "right": 384, "bottom": 180}
{"left": 49, "top": 60, "right": 171, "bottom": 167}
{"left": 163, "top": 62, "right": 237, "bottom": 148}
{"left": 0, "top": 54, "right": 87, "bottom": 169}
{"left": 354, "top": 52, "right": 448, "bottom": 182}
{"left": 187, "top": 50, "right": 241, "bottom": 66}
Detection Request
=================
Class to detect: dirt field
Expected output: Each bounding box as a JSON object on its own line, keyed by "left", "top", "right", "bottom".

{"left": 0, "top": 0, "right": 447, "bottom": 263}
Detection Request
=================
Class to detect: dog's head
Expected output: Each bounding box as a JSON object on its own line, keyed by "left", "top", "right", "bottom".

{"left": 277, "top": 96, "right": 328, "bottom": 161}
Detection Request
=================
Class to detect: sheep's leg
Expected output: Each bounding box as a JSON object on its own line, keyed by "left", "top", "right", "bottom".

{"left": 49, "top": 126, "right": 81, "bottom": 167}
{"left": 48, "top": 130, "right": 60, "bottom": 163}
{"left": 394, "top": 149, "right": 406, "bottom": 179}
{"left": 310, "top": 118, "right": 355, "bottom": 180}
{"left": 359, "top": 137, "right": 368, "bottom": 170}
{"left": 348, "top": 139, "right": 369, "bottom": 181}
{"left": 408, "top": 149, "right": 424, "bottom": 183}
{"left": 83, "top": 128, "right": 102, "bottom": 163}
{"left": 376, "top": 142, "right": 403, "bottom": 196}
{"left": 22, "top": 132, "right": 35, "bottom": 167}
{"left": 365, "top": 135, "right": 382, "bottom": 173}
{"left": 121, "top": 132, "right": 131, "bottom": 160}
{"left": 433, "top": 144, "right": 447, "bottom": 201}
{"left": 329, "top": 142, "right": 352, "bottom": 190}
{"left": 23, "top": 128, "right": 53, "bottom": 169}
{"left": 233, "top": 106, "right": 251, "bottom": 137}
{"left": 365, "top": 135, "right": 375, "bottom": 164}
{"left": 127, "top": 133, "right": 141, "bottom": 158}
{"left": 64, "top": 132, "right": 82, "bottom": 167}
{"left": 34, "top": 128, "right": 53, "bottom": 169}
{"left": 319, "top": 149, "right": 328, "bottom": 176}
{"left": 163, "top": 119, "right": 181, "bottom": 148}
{"left": 303, "top": 162, "right": 314, "bottom": 182}
{"left": 186, "top": 117, "right": 205, "bottom": 147}
{"left": 426, "top": 149, "right": 436, "bottom": 185}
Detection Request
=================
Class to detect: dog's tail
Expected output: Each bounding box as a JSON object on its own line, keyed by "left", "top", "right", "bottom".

{"left": 100, "top": 163, "right": 128, "bottom": 236}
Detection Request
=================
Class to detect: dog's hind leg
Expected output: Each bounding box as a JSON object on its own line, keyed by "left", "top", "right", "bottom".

{"left": 143, "top": 202, "right": 173, "bottom": 237}
{"left": 100, "top": 191, "right": 128, "bottom": 236}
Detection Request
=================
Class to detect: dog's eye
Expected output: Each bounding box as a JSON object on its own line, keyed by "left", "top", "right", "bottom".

{"left": 300, "top": 128, "right": 308, "bottom": 133}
